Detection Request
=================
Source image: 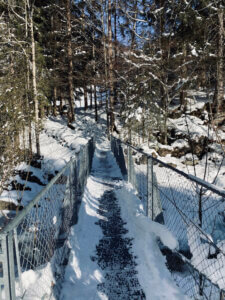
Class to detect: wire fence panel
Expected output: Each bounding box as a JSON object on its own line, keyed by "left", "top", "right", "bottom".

{"left": 111, "top": 136, "right": 225, "bottom": 300}
{"left": 0, "top": 138, "right": 95, "bottom": 300}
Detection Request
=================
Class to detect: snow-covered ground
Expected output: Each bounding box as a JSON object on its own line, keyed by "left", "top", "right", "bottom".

{"left": 118, "top": 90, "right": 225, "bottom": 191}
{"left": 0, "top": 108, "right": 105, "bottom": 212}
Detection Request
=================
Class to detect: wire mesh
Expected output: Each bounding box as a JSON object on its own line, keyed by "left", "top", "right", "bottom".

{"left": 111, "top": 136, "right": 225, "bottom": 300}
{"left": 0, "top": 138, "right": 95, "bottom": 300}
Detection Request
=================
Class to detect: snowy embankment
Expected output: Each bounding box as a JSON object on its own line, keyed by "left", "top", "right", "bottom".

{"left": 60, "top": 139, "right": 189, "bottom": 300}
{"left": 118, "top": 90, "right": 225, "bottom": 190}
{"left": 0, "top": 110, "right": 104, "bottom": 212}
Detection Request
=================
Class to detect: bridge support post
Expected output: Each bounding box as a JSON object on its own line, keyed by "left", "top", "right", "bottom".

{"left": 128, "top": 146, "right": 132, "bottom": 183}
{"left": 147, "top": 157, "right": 154, "bottom": 220}
{"left": 0, "top": 232, "right": 16, "bottom": 300}
{"left": 147, "top": 158, "right": 164, "bottom": 223}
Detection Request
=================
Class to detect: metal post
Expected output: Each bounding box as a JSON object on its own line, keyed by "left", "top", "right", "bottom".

{"left": 147, "top": 158, "right": 153, "bottom": 220}
{"left": 14, "top": 228, "right": 23, "bottom": 295}
{"left": 151, "top": 158, "right": 154, "bottom": 220}
{"left": 69, "top": 158, "right": 74, "bottom": 203}
{"left": 0, "top": 234, "right": 10, "bottom": 300}
{"left": 128, "top": 145, "right": 132, "bottom": 183}
{"left": 7, "top": 231, "right": 16, "bottom": 300}
{"left": 146, "top": 159, "right": 149, "bottom": 217}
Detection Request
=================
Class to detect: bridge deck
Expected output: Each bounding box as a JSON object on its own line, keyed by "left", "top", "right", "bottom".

{"left": 60, "top": 139, "right": 187, "bottom": 300}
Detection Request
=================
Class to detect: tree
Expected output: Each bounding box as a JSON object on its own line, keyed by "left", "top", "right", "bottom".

{"left": 213, "top": 7, "right": 224, "bottom": 118}
{"left": 65, "top": 0, "right": 75, "bottom": 123}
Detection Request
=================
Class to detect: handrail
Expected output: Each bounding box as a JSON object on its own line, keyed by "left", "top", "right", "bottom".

{"left": 0, "top": 157, "right": 75, "bottom": 235}
{"left": 111, "top": 134, "right": 225, "bottom": 299}
{"left": 0, "top": 137, "right": 95, "bottom": 300}
{"left": 111, "top": 135, "right": 225, "bottom": 199}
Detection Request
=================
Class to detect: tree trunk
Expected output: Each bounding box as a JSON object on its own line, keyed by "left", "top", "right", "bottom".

{"left": 53, "top": 86, "right": 57, "bottom": 116}
{"left": 30, "top": 9, "right": 40, "bottom": 157}
{"left": 108, "top": 0, "right": 115, "bottom": 132}
{"left": 66, "top": 0, "right": 75, "bottom": 123}
{"left": 25, "top": 2, "right": 32, "bottom": 158}
{"left": 131, "top": 0, "right": 138, "bottom": 50}
{"left": 51, "top": 13, "right": 58, "bottom": 118}
{"left": 26, "top": 60, "right": 32, "bottom": 157}
{"left": 92, "top": 27, "right": 98, "bottom": 122}
{"left": 113, "top": 0, "right": 118, "bottom": 106}
{"left": 59, "top": 91, "right": 63, "bottom": 115}
{"left": 180, "top": 90, "right": 187, "bottom": 108}
{"left": 94, "top": 85, "right": 98, "bottom": 122}
{"left": 213, "top": 9, "right": 224, "bottom": 116}
{"left": 90, "top": 86, "right": 93, "bottom": 109}
{"left": 180, "top": 43, "right": 187, "bottom": 111}
{"left": 101, "top": 0, "right": 109, "bottom": 129}
{"left": 84, "top": 86, "right": 88, "bottom": 110}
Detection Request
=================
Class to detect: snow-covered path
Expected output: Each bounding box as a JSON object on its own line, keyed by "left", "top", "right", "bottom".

{"left": 60, "top": 138, "right": 189, "bottom": 300}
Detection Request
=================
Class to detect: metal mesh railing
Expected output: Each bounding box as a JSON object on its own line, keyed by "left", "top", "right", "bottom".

{"left": 0, "top": 138, "right": 95, "bottom": 300}
{"left": 111, "top": 136, "right": 225, "bottom": 300}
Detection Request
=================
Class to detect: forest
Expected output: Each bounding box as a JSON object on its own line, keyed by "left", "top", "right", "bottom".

{"left": 0, "top": 0, "right": 224, "bottom": 192}
{"left": 0, "top": 1, "right": 225, "bottom": 299}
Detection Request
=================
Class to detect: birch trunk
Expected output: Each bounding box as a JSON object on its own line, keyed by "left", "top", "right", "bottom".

{"left": 214, "top": 9, "right": 224, "bottom": 116}
{"left": 30, "top": 9, "right": 40, "bottom": 156}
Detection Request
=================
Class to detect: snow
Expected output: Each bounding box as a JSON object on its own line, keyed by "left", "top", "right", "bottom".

{"left": 60, "top": 139, "right": 189, "bottom": 300}
{"left": 16, "top": 262, "right": 56, "bottom": 300}
{"left": 172, "top": 139, "right": 189, "bottom": 149}
{"left": 0, "top": 109, "right": 104, "bottom": 210}
{"left": 1, "top": 88, "right": 224, "bottom": 299}
{"left": 169, "top": 115, "right": 211, "bottom": 139}
{"left": 187, "top": 223, "right": 225, "bottom": 290}
{"left": 60, "top": 141, "right": 122, "bottom": 300}
{"left": 191, "top": 49, "right": 198, "bottom": 57}
{"left": 21, "top": 270, "right": 38, "bottom": 290}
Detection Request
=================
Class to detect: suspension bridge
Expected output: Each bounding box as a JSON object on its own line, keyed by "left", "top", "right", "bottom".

{"left": 0, "top": 136, "right": 225, "bottom": 300}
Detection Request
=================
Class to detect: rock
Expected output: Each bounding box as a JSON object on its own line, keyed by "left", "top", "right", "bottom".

{"left": 29, "top": 154, "right": 43, "bottom": 168}
{"left": 0, "top": 200, "right": 23, "bottom": 211}
{"left": 48, "top": 174, "right": 55, "bottom": 181}
{"left": 139, "top": 154, "right": 148, "bottom": 165}
{"left": 191, "top": 136, "right": 209, "bottom": 159}
{"left": 30, "top": 159, "right": 42, "bottom": 169}
{"left": 158, "top": 147, "right": 172, "bottom": 157}
{"left": 152, "top": 152, "right": 158, "bottom": 159}
{"left": 67, "top": 123, "right": 75, "bottom": 130}
{"left": 168, "top": 107, "right": 182, "bottom": 119}
{"left": 182, "top": 159, "right": 199, "bottom": 166}
{"left": 170, "top": 139, "right": 190, "bottom": 158}
{"left": 159, "top": 245, "right": 188, "bottom": 273}
{"left": 135, "top": 158, "right": 140, "bottom": 165}
{"left": 11, "top": 180, "right": 31, "bottom": 191}
{"left": 135, "top": 154, "right": 147, "bottom": 165}
{"left": 182, "top": 153, "right": 199, "bottom": 166}
{"left": 167, "top": 163, "right": 177, "bottom": 168}
{"left": 18, "top": 171, "right": 45, "bottom": 186}
{"left": 172, "top": 146, "right": 190, "bottom": 158}
{"left": 170, "top": 136, "right": 209, "bottom": 159}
